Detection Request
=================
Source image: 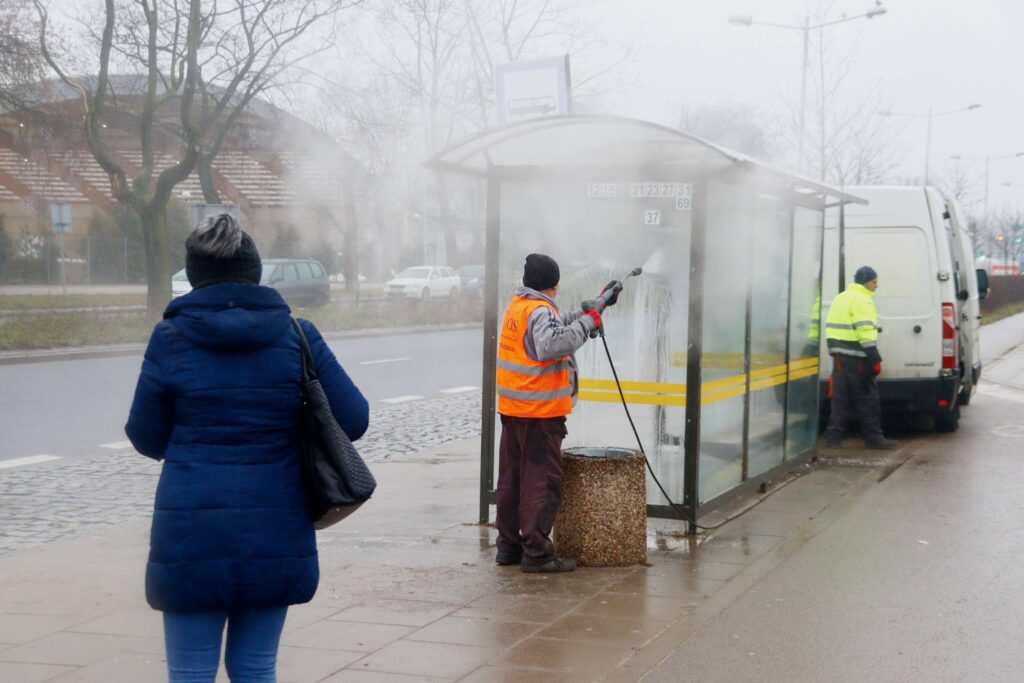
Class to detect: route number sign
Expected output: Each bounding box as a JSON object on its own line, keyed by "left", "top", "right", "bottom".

{"left": 644, "top": 209, "right": 662, "bottom": 226}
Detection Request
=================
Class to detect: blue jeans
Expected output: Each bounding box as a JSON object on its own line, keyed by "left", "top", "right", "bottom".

{"left": 164, "top": 607, "right": 288, "bottom": 683}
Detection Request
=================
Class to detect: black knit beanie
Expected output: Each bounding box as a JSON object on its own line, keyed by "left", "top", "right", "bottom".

{"left": 185, "top": 214, "right": 262, "bottom": 288}
{"left": 523, "top": 253, "right": 560, "bottom": 291}
{"left": 854, "top": 265, "right": 878, "bottom": 285}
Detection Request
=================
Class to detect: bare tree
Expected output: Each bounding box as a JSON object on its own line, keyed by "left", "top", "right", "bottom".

{"left": 315, "top": 73, "right": 416, "bottom": 279}
{"left": 678, "top": 103, "right": 775, "bottom": 160}
{"left": 355, "top": 0, "right": 632, "bottom": 264}
{"left": 367, "top": 0, "right": 468, "bottom": 264}
{"left": 189, "top": 0, "right": 360, "bottom": 202}
{"left": 462, "top": 0, "right": 635, "bottom": 127}
{"left": 1, "top": 0, "right": 43, "bottom": 111}
{"left": 34, "top": 0, "right": 202, "bottom": 313}
{"left": 989, "top": 207, "right": 1024, "bottom": 266}
{"left": 775, "top": 0, "right": 903, "bottom": 185}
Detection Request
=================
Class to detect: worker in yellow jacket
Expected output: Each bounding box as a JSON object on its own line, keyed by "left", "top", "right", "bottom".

{"left": 824, "top": 266, "right": 898, "bottom": 449}
{"left": 495, "top": 253, "right": 616, "bottom": 573}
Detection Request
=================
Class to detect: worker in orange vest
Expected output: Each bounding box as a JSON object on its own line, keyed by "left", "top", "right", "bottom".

{"left": 495, "top": 253, "right": 617, "bottom": 573}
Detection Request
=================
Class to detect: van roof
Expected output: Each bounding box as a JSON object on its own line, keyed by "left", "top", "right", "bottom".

{"left": 837, "top": 186, "right": 944, "bottom": 230}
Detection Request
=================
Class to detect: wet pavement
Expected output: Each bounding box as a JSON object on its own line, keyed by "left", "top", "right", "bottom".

{"left": 1, "top": 330, "right": 1022, "bottom": 681}
{"left": 0, "top": 428, "right": 924, "bottom": 682}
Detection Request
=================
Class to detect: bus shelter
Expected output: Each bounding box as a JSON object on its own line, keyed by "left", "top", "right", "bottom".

{"left": 427, "top": 115, "right": 865, "bottom": 532}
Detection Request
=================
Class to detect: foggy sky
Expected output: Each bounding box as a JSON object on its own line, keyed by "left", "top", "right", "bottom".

{"left": 41, "top": 0, "right": 1023, "bottom": 212}
{"left": 594, "top": 0, "right": 1023, "bottom": 212}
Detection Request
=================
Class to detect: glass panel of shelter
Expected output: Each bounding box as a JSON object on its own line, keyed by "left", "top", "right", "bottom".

{"left": 697, "top": 177, "right": 753, "bottom": 504}
{"left": 495, "top": 175, "right": 694, "bottom": 506}
{"left": 786, "top": 206, "right": 827, "bottom": 460}
{"left": 489, "top": 171, "right": 829, "bottom": 518}
{"left": 747, "top": 195, "right": 793, "bottom": 479}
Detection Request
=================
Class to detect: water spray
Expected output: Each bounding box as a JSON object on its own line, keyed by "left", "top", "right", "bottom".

{"left": 588, "top": 265, "right": 727, "bottom": 531}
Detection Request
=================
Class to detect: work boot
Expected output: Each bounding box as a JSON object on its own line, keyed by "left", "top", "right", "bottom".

{"left": 495, "top": 549, "right": 522, "bottom": 566}
{"left": 866, "top": 437, "right": 899, "bottom": 450}
{"left": 521, "top": 557, "right": 576, "bottom": 573}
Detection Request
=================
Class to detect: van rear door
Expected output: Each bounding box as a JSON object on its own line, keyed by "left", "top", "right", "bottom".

{"left": 843, "top": 226, "right": 941, "bottom": 380}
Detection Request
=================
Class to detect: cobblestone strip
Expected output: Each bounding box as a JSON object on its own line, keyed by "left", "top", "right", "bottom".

{"left": 0, "top": 393, "right": 482, "bottom": 555}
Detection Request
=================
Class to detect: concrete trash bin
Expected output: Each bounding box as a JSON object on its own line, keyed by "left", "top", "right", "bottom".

{"left": 554, "top": 447, "right": 648, "bottom": 567}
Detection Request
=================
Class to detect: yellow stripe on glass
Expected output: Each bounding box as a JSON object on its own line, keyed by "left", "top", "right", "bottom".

{"left": 579, "top": 358, "right": 819, "bottom": 408}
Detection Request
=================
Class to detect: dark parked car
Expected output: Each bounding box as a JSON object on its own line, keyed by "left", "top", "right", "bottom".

{"left": 457, "top": 265, "right": 485, "bottom": 298}
{"left": 174, "top": 259, "right": 330, "bottom": 306}
{"left": 261, "top": 258, "right": 330, "bottom": 307}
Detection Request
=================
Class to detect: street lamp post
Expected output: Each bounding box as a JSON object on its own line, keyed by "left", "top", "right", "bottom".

{"left": 879, "top": 103, "right": 981, "bottom": 184}
{"left": 949, "top": 152, "right": 1024, "bottom": 224}
{"left": 729, "top": 2, "right": 887, "bottom": 174}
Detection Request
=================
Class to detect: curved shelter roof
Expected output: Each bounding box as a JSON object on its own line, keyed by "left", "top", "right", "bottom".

{"left": 428, "top": 114, "right": 864, "bottom": 206}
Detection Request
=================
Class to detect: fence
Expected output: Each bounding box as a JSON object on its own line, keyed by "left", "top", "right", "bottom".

{"left": 0, "top": 232, "right": 154, "bottom": 285}
{"left": 981, "top": 275, "right": 1024, "bottom": 314}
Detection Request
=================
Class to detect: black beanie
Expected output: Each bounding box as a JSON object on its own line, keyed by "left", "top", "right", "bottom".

{"left": 523, "top": 253, "right": 560, "bottom": 291}
{"left": 854, "top": 265, "right": 878, "bottom": 285}
{"left": 185, "top": 214, "right": 262, "bottom": 288}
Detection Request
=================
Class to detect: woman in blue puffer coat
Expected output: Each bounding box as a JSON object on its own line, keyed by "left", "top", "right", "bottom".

{"left": 126, "top": 214, "right": 368, "bottom": 683}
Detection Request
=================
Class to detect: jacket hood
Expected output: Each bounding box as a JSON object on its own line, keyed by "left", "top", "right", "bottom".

{"left": 513, "top": 286, "right": 561, "bottom": 312}
{"left": 164, "top": 284, "right": 292, "bottom": 351}
{"left": 850, "top": 283, "right": 876, "bottom": 299}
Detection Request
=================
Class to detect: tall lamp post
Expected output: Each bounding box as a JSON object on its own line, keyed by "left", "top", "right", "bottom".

{"left": 728, "top": 2, "right": 888, "bottom": 173}
{"left": 948, "top": 152, "right": 1024, "bottom": 223}
{"left": 879, "top": 103, "right": 981, "bottom": 184}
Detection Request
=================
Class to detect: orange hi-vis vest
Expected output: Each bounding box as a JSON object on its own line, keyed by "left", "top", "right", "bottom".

{"left": 496, "top": 296, "right": 573, "bottom": 418}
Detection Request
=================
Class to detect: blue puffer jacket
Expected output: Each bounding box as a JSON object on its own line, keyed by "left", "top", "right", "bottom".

{"left": 125, "top": 284, "right": 368, "bottom": 613}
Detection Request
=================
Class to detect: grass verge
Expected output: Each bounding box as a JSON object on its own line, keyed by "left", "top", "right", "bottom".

{"left": 0, "top": 293, "right": 147, "bottom": 311}
{"left": 0, "top": 299, "right": 483, "bottom": 352}
{"left": 982, "top": 302, "right": 1024, "bottom": 325}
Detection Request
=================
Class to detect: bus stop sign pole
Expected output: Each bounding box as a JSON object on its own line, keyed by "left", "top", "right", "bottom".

{"left": 51, "top": 202, "right": 71, "bottom": 297}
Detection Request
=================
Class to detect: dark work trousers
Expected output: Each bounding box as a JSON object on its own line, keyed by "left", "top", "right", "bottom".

{"left": 824, "top": 355, "right": 884, "bottom": 442}
{"left": 496, "top": 415, "right": 568, "bottom": 565}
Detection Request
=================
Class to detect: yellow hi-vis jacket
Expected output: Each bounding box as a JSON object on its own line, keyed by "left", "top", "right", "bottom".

{"left": 496, "top": 296, "right": 573, "bottom": 418}
{"left": 825, "top": 283, "right": 881, "bottom": 361}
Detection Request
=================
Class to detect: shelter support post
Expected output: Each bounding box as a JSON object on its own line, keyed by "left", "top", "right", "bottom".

{"left": 479, "top": 177, "right": 501, "bottom": 525}
{"left": 781, "top": 205, "right": 797, "bottom": 459}
{"left": 683, "top": 180, "right": 708, "bottom": 534}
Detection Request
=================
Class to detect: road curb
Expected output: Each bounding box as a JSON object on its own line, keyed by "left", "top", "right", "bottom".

{"left": 0, "top": 322, "right": 483, "bottom": 366}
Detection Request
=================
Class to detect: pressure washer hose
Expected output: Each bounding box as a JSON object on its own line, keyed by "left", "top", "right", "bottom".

{"left": 597, "top": 332, "right": 806, "bottom": 533}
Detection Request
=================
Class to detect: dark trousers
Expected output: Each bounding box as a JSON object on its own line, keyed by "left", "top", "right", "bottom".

{"left": 496, "top": 415, "right": 567, "bottom": 565}
{"left": 824, "top": 355, "right": 883, "bottom": 443}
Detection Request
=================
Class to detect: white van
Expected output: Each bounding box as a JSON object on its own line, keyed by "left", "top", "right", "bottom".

{"left": 820, "top": 186, "right": 988, "bottom": 432}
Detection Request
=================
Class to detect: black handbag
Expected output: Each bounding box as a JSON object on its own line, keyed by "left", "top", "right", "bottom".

{"left": 292, "top": 318, "right": 376, "bottom": 529}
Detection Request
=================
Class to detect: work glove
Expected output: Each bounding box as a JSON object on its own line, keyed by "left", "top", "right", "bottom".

{"left": 872, "top": 362, "right": 882, "bottom": 377}
{"left": 599, "top": 280, "right": 621, "bottom": 307}
{"left": 582, "top": 307, "right": 602, "bottom": 337}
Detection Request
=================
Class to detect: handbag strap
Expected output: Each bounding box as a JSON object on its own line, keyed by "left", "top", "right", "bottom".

{"left": 291, "top": 317, "right": 317, "bottom": 383}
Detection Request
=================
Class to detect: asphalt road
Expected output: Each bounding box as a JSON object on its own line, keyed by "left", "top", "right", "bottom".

{"left": 0, "top": 327, "right": 483, "bottom": 463}
{"left": 3, "top": 315, "right": 1021, "bottom": 465}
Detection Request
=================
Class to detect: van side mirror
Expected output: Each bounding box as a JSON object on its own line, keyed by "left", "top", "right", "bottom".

{"left": 975, "top": 268, "right": 990, "bottom": 300}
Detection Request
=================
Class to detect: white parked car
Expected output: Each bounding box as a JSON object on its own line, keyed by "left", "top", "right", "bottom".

{"left": 172, "top": 269, "right": 192, "bottom": 298}
{"left": 385, "top": 266, "right": 461, "bottom": 300}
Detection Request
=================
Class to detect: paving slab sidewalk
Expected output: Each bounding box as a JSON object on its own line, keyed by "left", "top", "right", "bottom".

{"left": 0, "top": 433, "right": 917, "bottom": 683}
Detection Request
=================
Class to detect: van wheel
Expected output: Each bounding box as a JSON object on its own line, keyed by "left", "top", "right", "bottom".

{"left": 958, "top": 385, "right": 972, "bottom": 406}
{"left": 935, "top": 406, "right": 960, "bottom": 433}
{"left": 312, "top": 292, "right": 329, "bottom": 307}
{"left": 449, "top": 286, "right": 458, "bottom": 299}
{"left": 420, "top": 288, "right": 430, "bottom": 300}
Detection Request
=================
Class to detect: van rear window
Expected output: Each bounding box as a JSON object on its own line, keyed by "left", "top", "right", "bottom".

{"left": 846, "top": 227, "right": 933, "bottom": 317}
